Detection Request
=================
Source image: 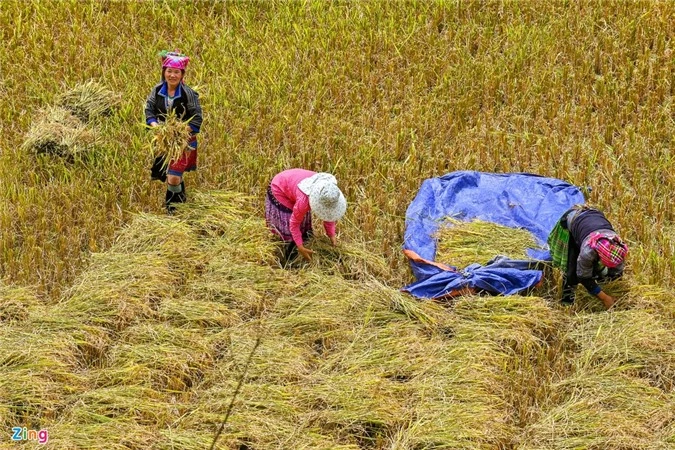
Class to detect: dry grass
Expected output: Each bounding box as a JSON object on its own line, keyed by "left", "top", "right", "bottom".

{"left": 56, "top": 80, "right": 121, "bottom": 122}
{"left": 435, "top": 218, "right": 540, "bottom": 268}
{"left": 1, "top": 1, "right": 675, "bottom": 448}
{"left": 21, "top": 106, "right": 99, "bottom": 158}
{"left": 150, "top": 110, "right": 193, "bottom": 171}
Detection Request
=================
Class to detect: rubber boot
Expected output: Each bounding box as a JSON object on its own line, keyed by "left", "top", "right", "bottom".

{"left": 165, "top": 183, "right": 185, "bottom": 215}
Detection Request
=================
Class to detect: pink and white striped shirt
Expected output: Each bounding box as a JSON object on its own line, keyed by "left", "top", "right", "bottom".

{"left": 270, "top": 169, "right": 337, "bottom": 246}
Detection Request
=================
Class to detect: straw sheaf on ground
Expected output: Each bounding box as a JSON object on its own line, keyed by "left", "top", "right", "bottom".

{"left": 56, "top": 80, "right": 121, "bottom": 123}
{"left": 20, "top": 81, "right": 119, "bottom": 159}
{"left": 2, "top": 193, "right": 674, "bottom": 449}
{"left": 21, "top": 106, "right": 99, "bottom": 158}
{"left": 1, "top": 2, "right": 674, "bottom": 449}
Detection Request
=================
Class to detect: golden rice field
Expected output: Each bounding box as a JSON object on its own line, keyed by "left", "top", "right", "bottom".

{"left": 0, "top": 1, "right": 674, "bottom": 449}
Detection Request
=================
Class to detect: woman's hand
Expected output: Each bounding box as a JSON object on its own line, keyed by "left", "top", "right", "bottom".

{"left": 597, "top": 291, "right": 617, "bottom": 310}
{"left": 330, "top": 235, "right": 337, "bottom": 247}
{"left": 297, "top": 245, "right": 314, "bottom": 262}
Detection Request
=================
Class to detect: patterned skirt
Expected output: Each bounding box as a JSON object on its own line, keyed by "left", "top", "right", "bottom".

{"left": 265, "top": 186, "right": 312, "bottom": 242}
{"left": 548, "top": 218, "right": 570, "bottom": 271}
{"left": 548, "top": 204, "right": 589, "bottom": 271}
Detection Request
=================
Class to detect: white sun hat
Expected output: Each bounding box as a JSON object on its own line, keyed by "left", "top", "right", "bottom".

{"left": 298, "top": 173, "right": 347, "bottom": 222}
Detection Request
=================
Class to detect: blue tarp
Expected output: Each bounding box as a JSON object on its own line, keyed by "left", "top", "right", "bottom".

{"left": 402, "top": 171, "right": 585, "bottom": 299}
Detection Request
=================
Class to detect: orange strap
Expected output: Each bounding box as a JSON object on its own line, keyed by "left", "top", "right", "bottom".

{"left": 402, "top": 249, "right": 456, "bottom": 272}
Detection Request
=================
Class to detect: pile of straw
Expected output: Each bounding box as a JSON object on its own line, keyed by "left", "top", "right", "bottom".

{"left": 22, "top": 80, "right": 118, "bottom": 159}
{"left": 435, "top": 218, "right": 539, "bottom": 268}
{"left": 286, "top": 238, "right": 394, "bottom": 281}
{"left": 56, "top": 80, "right": 121, "bottom": 122}
{"left": 0, "top": 283, "right": 42, "bottom": 323}
{"left": 3, "top": 188, "right": 674, "bottom": 449}
{"left": 21, "top": 106, "right": 99, "bottom": 158}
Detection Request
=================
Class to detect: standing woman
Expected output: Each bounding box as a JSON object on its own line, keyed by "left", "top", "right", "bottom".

{"left": 548, "top": 205, "right": 628, "bottom": 309}
{"left": 145, "top": 50, "right": 203, "bottom": 213}
{"left": 265, "top": 169, "right": 347, "bottom": 263}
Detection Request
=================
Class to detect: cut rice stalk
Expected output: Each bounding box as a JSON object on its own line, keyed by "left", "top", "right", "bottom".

{"left": 435, "top": 218, "right": 539, "bottom": 268}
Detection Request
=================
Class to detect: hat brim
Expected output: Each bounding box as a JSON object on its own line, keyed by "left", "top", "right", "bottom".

{"left": 309, "top": 192, "right": 347, "bottom": 222}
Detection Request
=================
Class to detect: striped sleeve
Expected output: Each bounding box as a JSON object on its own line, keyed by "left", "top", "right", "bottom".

{"left": 185, "top": 86, "right": 203, "bottom": 134}
{"left": 144, "top": 86, "right": 159, "bottom": 125}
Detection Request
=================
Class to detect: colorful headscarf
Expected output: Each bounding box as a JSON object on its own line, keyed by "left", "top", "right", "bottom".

{"left": 160, "top": 50, "right": 189, "bottom": 71}
{"left": 588, "top": 232, "right": 628, "bottom": 268}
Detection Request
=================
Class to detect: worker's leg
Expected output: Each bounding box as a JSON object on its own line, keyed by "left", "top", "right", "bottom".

{"left": 561, "top": 276, "right": 576, "bottom": 304}
{"left": 165, "top": 174, "right": 185, "bottom": 214}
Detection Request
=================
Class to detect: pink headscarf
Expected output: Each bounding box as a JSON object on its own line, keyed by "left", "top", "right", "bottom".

{"left": 588, "top": 232, "right": 628, "bottom": 268}
{"left": 161, "top": 50, "right": 189, "bottom": 71}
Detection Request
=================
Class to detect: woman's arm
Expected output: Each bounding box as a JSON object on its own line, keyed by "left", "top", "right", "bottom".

{"left": 323, "top": 221, "right": 337, "bottom": 245}
{"left": 185, "top": 87, "right": 203, "bottom": 134}
{"left": 145, "top": 88, "right": 159, "bottom": 126}
{"left": 577, "top": 245, "right": 616, "bottom": 309}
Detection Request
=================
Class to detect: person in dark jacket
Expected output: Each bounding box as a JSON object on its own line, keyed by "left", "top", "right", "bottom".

{"left": 145, "top": 50, "right": 203, "bottom": 213}
{"left": 548, "top": 205, "right": 628, "bottom": 309}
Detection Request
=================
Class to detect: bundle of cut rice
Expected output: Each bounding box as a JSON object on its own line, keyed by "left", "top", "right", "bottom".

{"left": 150, "top": 110, "right": 192, "bottom": 170}
{"left": 435, "top": 218, "right": 539, "bottom": 268}
{"left": 22, "top": 106, "right": 99, "bottom": 158}
{"left": 56, "top": 80, "right": 120, "bottom": 122}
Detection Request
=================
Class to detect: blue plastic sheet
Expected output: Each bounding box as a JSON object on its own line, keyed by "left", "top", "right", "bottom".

{"left": 402, "top": 171, "right": 585, "bottom": 299}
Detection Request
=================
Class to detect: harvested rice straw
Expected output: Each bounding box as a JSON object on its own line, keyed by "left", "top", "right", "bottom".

{"left": 22, "top": 106, "right": 99, "bottom": 157}
{"left": 43, "top": 422, "right": 161, "bottom": 450}
{"left": 185, "top": 191, "right": 281, "bottom": 263}
{"left": 109, "top": 213, "right": 199, "bottom": 255}
{"left": 616, "top": 283, "right": 675, "bottom": 319}
{"left": 159, "top": 297, "right": 240, "bottom": 329}
{"left": 519, "top": 373, "right": 675, "bottom": 450}
{"left": 56, "top": 80, "right": 121, "bottom": 122}
{"left": 385, "top": 285, "right": 451, "bottom": 330}
{"left": 220, "top": 325, "right": 319, "bottom": 384}
{"left": 453, "top": 295, "right": 560, "bottom": 341}
{"left": 54, "top": 252, "right": 178, "bottom": 331}
{"left": 0, "top": 327, "right": 88, "bottom": 426}
{"left": 410, "top": 338, "right": 517, "bottom": 448}
{"left": 183, "top": 381, "right": 351, "bottom": 449}
{"left": 568, "top": 309, "right": 675, "bottom": 391}
{"left": 435, "top": 218, "right": 538, "bottom": 268}
{"left": 150, "top": 109, "right": 192, "bottom": 170}
{"left": 287, "top": 238, "right": 393, "bottom": 281}
{"left": 0, "top": 283, "right": 42, "bottom": 323}
{"left": 99, "top": 323, "right": 217, "bottom": 392}
{"left": 63, "top": 385, "right": 175, "bottom": 427}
